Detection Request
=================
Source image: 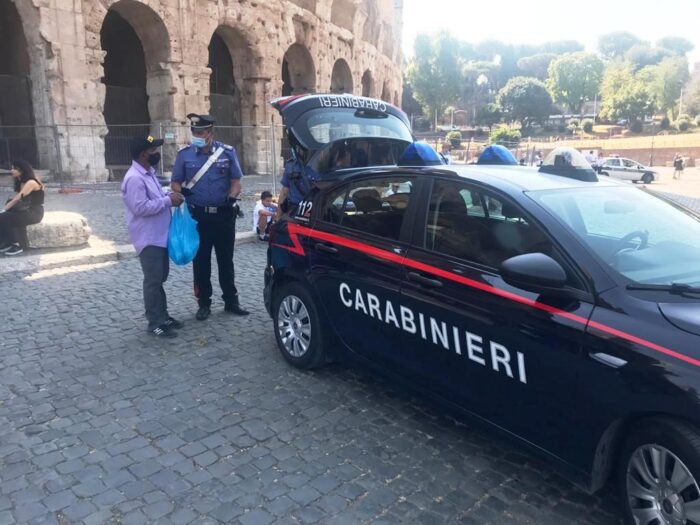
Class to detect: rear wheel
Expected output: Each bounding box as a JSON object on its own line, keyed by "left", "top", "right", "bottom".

{"left": 642, "top": 173, "right": 653, "bottom": 184}
{"left": 272, "top": 282, "right": 326, "bottom": 369}
{"left": 618, "top": 419, "right": 700, "bottom": 525}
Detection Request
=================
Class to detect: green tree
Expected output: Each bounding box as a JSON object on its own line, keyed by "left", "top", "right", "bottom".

{"left": 517, "top": 53, "right": 556, "bottom": 80}
{"left": 625, "top": 44, "right": 673, "bottom": 71}
{"left": 489, "top": 127, "right": 521, "bottom": 146}
{"left": 657, "top": 37, "right": 695, "bottom": 56}
{"left": 497, "top": 77, "right": 552, "bottom": 130}
{"left": 598, "top": 32, "right": 641, "bottom": 59}
{"left": 540, "top": 41, "right": 584, "bottom": 54}
{"left": 405, "top": 32, "right": 462, "bottom": 129}
{"left": 599, "top": 62, "right": 653, "bottom": 125}
{"left": 637, "top": 56, "right": 690, "bottom": 116}
{"left": 686, "top": 68, "right": 700, "bottom": 116}
{"left": 475, "top": 103, "right": 502, "bottom": 131}
{"left": 547, "top": 52, "right": 604, "bottom": 114}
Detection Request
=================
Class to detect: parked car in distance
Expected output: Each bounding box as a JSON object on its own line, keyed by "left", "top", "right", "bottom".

{"left": 596, "top": 156, "right": 658, "bottom": 184}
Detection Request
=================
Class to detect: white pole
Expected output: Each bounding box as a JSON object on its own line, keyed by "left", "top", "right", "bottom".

{"left": 679, "top": 88, "right": 684, "bottom": 118}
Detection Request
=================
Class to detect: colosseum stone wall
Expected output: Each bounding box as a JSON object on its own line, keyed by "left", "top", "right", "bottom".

{"left": 0, "top": 0, "right": 404, "bottom": 181}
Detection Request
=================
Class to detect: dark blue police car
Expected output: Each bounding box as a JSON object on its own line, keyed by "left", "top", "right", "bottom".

{"left": 265, "top": 94, "right": 700, "bottom": 524}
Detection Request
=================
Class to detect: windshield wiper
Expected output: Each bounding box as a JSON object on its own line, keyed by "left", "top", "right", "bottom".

{"left": 626, "top": 282, "right": 700, "bottom": 294}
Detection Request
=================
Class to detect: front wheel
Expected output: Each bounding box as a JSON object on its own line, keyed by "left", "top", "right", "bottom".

{"left": 618, "top": 419, "right": 700, "bottom": 525}
{"left": 642, "top": 173, "right": 653, "bottom": 184}
{"left": 272, "top": 282, "right": 326, "bottom": 369}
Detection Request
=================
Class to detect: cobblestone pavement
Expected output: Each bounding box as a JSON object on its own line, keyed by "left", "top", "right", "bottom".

{"left": 0, "top": 242, "right": 623, "bottom": 524}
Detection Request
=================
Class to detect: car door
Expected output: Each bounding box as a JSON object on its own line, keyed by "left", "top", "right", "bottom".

{"left": 621, "top": 158, "right": 640, "bottom": 181}
{"left": 308, "top": 173, "right": 421, "bottom": 371}
{"left": 602, "top": 158, "right": 622, "bottom": 178}
{"left": 398, "top": 177, "right": 595, "bottom": 460}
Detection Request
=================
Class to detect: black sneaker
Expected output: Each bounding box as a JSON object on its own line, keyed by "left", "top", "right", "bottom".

{"left": 149, "top": 324, "right": 177, "bottom": 338}
{"left": 224, "top": 302, "right": 250, "bottom": 316}
{"left": 164, "top": 317, "right": 184, "bottom": 330}
{"left": 196, "top": 306, "right": 211, "bottom": 321}
{"left": 4, "top": 244, "right": 23, "bottom": 256}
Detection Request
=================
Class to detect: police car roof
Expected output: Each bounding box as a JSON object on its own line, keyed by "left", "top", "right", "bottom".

{"left": 332, "top": 164, "right": 626, "bottom": 193}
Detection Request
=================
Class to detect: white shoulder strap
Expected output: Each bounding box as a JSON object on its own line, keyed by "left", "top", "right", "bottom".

{"left": 184, "top": 146, "right": 225, "bottom": 190}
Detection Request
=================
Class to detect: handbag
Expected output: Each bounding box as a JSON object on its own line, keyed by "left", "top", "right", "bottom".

{"left": 168, "top": 204, "right": 200, "bottom": 265}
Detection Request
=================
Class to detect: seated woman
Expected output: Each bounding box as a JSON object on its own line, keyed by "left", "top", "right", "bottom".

{"left": 0, "top": 159, "right": 45, "bottom": 256}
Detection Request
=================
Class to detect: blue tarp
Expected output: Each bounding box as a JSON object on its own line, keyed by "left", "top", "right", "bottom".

{"left": 477, "top": 145, "right": 517, "bottom": 165}
{"left": 397, "top": 142, "right": 444, "bottom": 166}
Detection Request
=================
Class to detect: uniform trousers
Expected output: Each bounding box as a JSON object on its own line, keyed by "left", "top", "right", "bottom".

{"left": 189, "top": 205, "right": 238, "bottom": 307}
{"left": 138, "top": 246, "right": 170, "bottom": 330}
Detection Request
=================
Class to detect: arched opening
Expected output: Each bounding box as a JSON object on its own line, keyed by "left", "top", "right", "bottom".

{"left": 330, "top": 59, "right": 353, "bottom": 94}
{"left": 100, "top": 1, "right": 171, "bottom": 170}
{"left": 287, "top": 0, "right": 316, "bottom": 12}
{"left": 208, "top": 26, "right": 253, "bottom": 172}
{"left": 282, "top": 44, "right": 315, "bottom": 96}
{"left": 361, "top": 70, "right": 373, "bottom": 98}
{"left": 331, "top": 0, "right": 356, "bottom": 32}
{"left": 0, "top": 0, "right": 36, "bottom": 167}
{"left": 381, "top": 82, "right": 391, "bottom": 103}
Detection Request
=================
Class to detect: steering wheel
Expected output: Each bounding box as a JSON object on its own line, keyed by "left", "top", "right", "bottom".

{"left": 614, "top": 230, "right": 649, "bottom": 254}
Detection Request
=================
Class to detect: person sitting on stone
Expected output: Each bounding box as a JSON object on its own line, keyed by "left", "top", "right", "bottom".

{"left": 253, "top": 190, "right": 278, "bottom": 241}
{"left": 0, "top": 159, "right": 45, "bottom": 256}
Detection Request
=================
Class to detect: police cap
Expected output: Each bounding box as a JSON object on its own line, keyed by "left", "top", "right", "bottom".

{"left": 187, "top": 114, "right": 216, "bottom": 131}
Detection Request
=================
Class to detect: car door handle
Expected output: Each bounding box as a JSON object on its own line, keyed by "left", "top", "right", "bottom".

{"left": 315, "top": 243, "right": 338, "bottom": 254}
{"left": 407, "top": 272, "right": 443, "bottom": 288}
{"left": 589, "top": 352, "right": 627, "bottom": 369}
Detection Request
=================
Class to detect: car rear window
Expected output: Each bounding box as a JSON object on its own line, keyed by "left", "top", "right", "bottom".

{"left": 293, "top": 108, "right": 413, "bottom": 150}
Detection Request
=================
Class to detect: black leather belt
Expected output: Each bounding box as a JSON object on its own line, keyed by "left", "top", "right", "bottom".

{"left": 190, "top": 204, "right": 229, "bottom": 214}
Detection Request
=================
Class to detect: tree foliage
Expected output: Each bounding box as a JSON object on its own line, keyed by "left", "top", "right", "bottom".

{"left": 497, "top": 77, "right": 552, "bottom": 129}
{"left": 625, "top": 44, "right": 673, "bottom": 71}
{"left": 489, "top": 127, "right": 521, "bottom": 146}
{"left": 475, "top": 103, "right": 502, "bottom": 130}
{"left": 686, "top": 68, "right": 700, "bottom": 116}
{"left": 657, "top": 37, "right": 694, "bottom": 56}
{"left": 598, "top": 32, "right": 641, "bottom": 59}
{"left": 405, "top": 32, "right": 462, "bottom": 129}
{"left": 517, "top": 53, "right": 556, "bottom": 80}
{"left": 546, "top": 52, "right": 604, "bottom": 114}
{"left": 637, "top": 56, "right": 689, "bottom": 116}
{"left": 599, "top": 62, "right": 653, "bottom": 125}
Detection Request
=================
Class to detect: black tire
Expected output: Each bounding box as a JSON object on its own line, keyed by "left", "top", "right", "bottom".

{"left": 617, "top": 418, "right": 700, "bottom": 525}
{"left": 272, "top": 281, "right": 326, "bottom": 369}
{"left": 642, "top": 173, "right": 653, "bottom": 184}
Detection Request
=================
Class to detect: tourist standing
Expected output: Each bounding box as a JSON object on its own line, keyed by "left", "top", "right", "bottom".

{"left": 122, "top": 135, "right": 184, "bottom": 338}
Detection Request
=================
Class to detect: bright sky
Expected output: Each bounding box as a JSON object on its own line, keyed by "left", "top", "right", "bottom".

{"left": 402, "top": 0, "right": 700, "bottom": 67}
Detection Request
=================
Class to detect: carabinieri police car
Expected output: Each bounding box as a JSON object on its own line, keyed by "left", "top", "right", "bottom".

{"left": 265, "top": 94, "right": 700, "bottom": 524}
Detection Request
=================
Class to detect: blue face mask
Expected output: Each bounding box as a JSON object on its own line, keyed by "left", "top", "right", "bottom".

{"left": 191, "top": 137, "right": 207, "bottom": 149}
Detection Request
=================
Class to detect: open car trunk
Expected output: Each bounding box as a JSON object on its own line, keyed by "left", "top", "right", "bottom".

{"left": 271, "top": 94, "right": 413, "bottom": 178}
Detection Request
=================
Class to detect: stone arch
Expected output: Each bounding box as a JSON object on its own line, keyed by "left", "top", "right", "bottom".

{"left": 99, "top": 0, "right": 173, "bottom": 167}
{"left": 361, "top": 70, "right": 373, "bottom": 98}
{"left": 282, "top": 43, "right": 316, "bottom": 96}
{"left": 381, "top": 81, "right": 391, "bottom": 103}
{"left": 287, "top": 0, "right": 316, "bottom": 12}
{"left": 330, "top": 0, "right": 356, "bottom": 32}
{"left": 0, "top": 0, "right": 37, "bottom": 166}
{"left": 208, "top": 25, "right": 257, "bottom": 173}
{"left": 330, "top": 59, "right": 353, "bottom": 94}
{"left": 361, "top": 0, "right": 380, "bottom": 47}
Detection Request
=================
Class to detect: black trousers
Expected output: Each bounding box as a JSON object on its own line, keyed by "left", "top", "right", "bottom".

{"left": 0, "top": 208, "right": 43, "bottom": 247}
{"left": 190, "top": 206, "right": 238, "bottom": 308}
{"left": 138, "top": 246, "right": 170, "bottom": 330}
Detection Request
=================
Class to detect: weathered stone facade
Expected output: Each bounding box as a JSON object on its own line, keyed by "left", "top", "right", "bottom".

{"left": 1, "top": 0, "right": 404, "bottom": 181}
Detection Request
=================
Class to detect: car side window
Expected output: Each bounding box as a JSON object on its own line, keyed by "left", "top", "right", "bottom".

{"left": 607, "top": 159, "right": 620, "bottom": 167}
{"left": 424, "top": 179, "right": 556, "bottom": 270}
{"left": 319, "top": 177, "right": 414, "bottom": 241}
{"left": 623, "top": 159, "right": 635, "bottom": 168}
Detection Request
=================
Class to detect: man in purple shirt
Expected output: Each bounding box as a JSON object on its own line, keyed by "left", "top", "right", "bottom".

{"left": 122, "top": 135, "right": 184, "bottom": 338}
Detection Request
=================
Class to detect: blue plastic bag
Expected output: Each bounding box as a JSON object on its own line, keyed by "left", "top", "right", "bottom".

{"left": 168, "top": 204, "right": 200, "bottom": 265}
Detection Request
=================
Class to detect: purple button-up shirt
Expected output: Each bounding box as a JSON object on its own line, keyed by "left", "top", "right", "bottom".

{"left": 121, "top": 161, "right": 171, "bottom": 255}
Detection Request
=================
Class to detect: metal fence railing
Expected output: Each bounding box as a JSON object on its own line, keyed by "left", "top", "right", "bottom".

{"left": 0, "top": 123, "right": 288, "bottom": 193}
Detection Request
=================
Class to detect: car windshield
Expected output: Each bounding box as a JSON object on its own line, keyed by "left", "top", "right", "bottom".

{"left": 529, "top": 186, "right": 700, "bottom": 286}
{"left": 293, "top": 108, "right": 413, "bottom": 150}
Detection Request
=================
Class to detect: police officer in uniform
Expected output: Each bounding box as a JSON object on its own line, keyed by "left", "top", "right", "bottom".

{"left": 171, "top": 114, "right": 249, "bottom": 320}
{"left": 276, "top": 136, "right": 319, "bottom": 216}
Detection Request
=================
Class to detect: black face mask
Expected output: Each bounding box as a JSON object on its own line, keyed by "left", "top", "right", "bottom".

{"left": 147, "top": 153, "right": 161, "bottom": 167}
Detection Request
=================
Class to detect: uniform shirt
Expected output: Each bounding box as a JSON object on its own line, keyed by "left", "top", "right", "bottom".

{"left": 121, "top": 161, "right": 171, "bottom": 255}
{"left": 280, "top": 158, "right": 319, "bottom": 205}
{"left": 171, "top": 140, "right": 243, "bottom": 207}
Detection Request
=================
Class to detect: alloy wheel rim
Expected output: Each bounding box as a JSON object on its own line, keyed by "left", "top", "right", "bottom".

{"left": 627, "top": 444, "right": 700, "bottom": 525}
{"left": 277, "top": 295, "right": 311, "bottom": 358}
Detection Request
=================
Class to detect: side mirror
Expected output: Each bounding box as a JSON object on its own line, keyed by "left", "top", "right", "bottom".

{"left": 500, "top": 253, "right": 567, "bottom": 292}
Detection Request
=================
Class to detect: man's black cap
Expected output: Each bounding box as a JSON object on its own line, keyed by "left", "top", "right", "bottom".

{"left": 130, "top": 135, "right": 164, "bottom": 158}
{"left": 187, "top": 114, "right": 216, "bottom": 130}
